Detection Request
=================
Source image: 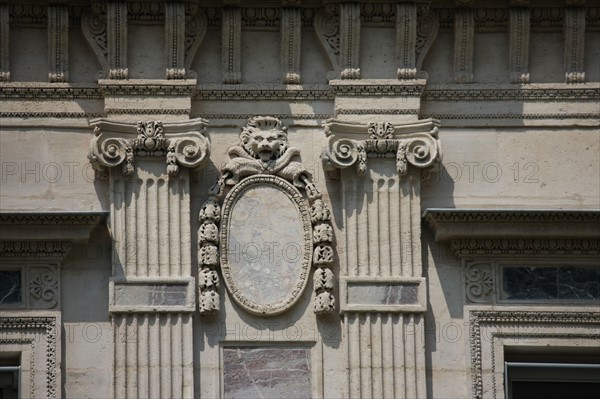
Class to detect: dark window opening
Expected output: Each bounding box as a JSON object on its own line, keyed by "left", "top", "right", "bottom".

{"left": 505, "top": 349, "right": 600, "bottom": 399}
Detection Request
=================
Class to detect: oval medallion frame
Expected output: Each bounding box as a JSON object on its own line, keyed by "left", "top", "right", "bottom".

{"left": 220, "top": 174, "right": 312, "bottom": 315}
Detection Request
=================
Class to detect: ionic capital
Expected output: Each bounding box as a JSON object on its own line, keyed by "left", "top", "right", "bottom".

{"left": 88, "top": 118, "right": 210, "bottom": 177}
{"left": 322, "top": 118, "right": 442, "bottom": 176}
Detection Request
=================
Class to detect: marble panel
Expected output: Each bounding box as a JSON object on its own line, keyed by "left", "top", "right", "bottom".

{"left": 113, "top": 283, "right": 188, "bottom": 307}
{"left": 223, "top": 347, "right": 311, "bottom": 399}
{"left": 347, "top": 283, "right": 419, "bottom": 305}
{"left": 222, "top": 176, "right": 311, "bottom": 315}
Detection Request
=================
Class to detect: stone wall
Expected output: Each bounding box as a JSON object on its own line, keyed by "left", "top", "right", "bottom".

{"left": 0, "top": 1, "right": 599, "bottom": 398}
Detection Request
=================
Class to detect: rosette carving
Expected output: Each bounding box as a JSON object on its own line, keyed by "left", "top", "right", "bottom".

{"left": 88, "top": 119, "right": 210, "bottom": 177}
{"left": 322, "top": 119, "right": 442, "bottom": 176}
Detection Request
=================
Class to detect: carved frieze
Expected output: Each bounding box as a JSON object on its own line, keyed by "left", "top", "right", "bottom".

{"left": 198, "top": 116, "right": 336, "bottom": 315}
{"left": 88, "top": 119, "right": 210, "bottom": 177}
{"left": 322, "top": 119, "right": 442, "bottom": 177}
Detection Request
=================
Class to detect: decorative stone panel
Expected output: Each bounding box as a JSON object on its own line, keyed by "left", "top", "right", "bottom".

{"left": 198, "top": 116, "right": 336, "bottom": 316}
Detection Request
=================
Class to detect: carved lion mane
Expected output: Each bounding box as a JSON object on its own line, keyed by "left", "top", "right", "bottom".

{"left": 240, "top": 116, "right": 289, "bottom": 161}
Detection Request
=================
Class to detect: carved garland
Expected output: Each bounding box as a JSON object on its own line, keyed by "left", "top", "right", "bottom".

{"left": 198, "top": 116, "right": 336, "bottom": 316}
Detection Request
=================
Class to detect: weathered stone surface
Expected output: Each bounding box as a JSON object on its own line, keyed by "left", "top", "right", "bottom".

{"left": 1, "top": 1, "right": 599, "bottom": 398}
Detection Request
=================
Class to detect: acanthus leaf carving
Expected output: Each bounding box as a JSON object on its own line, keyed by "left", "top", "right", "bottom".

{"left": 88, "top": 119, "right": 210, "bottom": 177}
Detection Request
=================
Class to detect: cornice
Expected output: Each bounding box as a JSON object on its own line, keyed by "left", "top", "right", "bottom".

{"left": 423, "top": 208, "right": 600, "bottom": 256}
{"left": 330, "top": 79, "right": 427, "bottom": 96}
{"left": 0, "top": 83, "right": 102, "bottom": 100}
{"left": 1, "top": 82, "right": 598, "bottom": 103}
{"left": 193, "top": 84, "right": 334, "bottom": 101}
{"left": 98, "top": 79, "right": 197, "bottom": 97}
{"left": 421, "top": 83, "right": 600, "bottom": 101}
{"left": 0, "top": 211, "right": 107, "bottom": 243}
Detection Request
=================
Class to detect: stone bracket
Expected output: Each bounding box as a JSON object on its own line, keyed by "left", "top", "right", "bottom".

{"left": 340, "top": 277, "right": 427, "bottom": 313}
{"left": 109, "top": 277, "right": 195, "bottom": 313}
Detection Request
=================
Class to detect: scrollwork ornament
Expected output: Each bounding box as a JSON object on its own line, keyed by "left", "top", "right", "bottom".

{"left": 322, "top": 137, "right": 361, "bottom": 171}
{"left": 172, "top": 136, "right": 209, "bottom": 169}
{"left": 322, "top": 119, "right": 442, "bottom": 177}
{"left": 88, "top": 119, "right": 210, "bottom": 177}
{"left": 29, "top": 268, "right": 59, "bottom": 308}
{"left": 465, "top": 262, "right": 494, "bottom": 303}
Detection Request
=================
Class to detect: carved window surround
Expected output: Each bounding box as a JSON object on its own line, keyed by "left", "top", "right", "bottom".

{"left": 423, "top": 208, "right": 600, "bottom": 297}
{"left": 424, "top": 209, "right": 600, "bottom": 398}
{"left": 467, "top": 309, "right": 600, "bottom": 399}
{"left": 0, "top": 313, "right": 61, "bottom": 399}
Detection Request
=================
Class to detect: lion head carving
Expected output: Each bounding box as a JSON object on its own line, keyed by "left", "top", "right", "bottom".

{"left": 240, "top": 116, "right": 289, "bottom": 162}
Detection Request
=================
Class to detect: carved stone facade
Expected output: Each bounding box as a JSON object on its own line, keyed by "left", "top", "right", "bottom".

{"left": 1, "top": 1, "right": 599, "bottom": 398}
